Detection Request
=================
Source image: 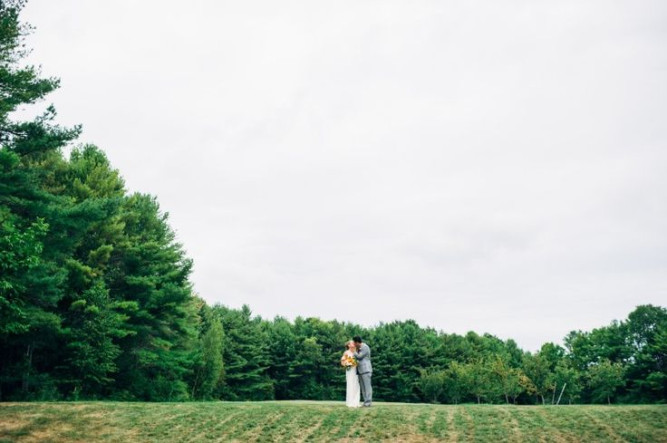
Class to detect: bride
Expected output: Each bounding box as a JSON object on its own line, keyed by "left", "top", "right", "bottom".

{"left": 341, "top": 340, "right": 361, "bottom": 408}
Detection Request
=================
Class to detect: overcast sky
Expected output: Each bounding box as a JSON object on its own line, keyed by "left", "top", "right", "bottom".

{"left": 20, "top": 0, "right": 667, "bottom": 350}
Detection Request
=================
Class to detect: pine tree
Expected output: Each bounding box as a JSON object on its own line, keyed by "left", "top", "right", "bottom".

{"left": 217, "top": 305, "right": 273, "bottom": 400}
{"left": 190, "top": 302, "right": 224, "bottom": 400}
{"left": 266, "top": 317, "right": 297, "bottom": 399}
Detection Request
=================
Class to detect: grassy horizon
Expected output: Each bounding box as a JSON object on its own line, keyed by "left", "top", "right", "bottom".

{"left": 1, "top": 401, "right": 666, "bottom": 442}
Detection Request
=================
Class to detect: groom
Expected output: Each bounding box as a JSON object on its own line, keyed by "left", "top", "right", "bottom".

{"left": 353, "top": 336, "right": 372, "bottom": 407}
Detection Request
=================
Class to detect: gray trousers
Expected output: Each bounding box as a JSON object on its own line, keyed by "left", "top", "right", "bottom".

{"left": 358, "top": 372, "right": 372, "bottom": 406}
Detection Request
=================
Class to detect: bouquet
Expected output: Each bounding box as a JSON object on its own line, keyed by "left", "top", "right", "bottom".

{"left": 341, "top": 354, "right": 357, "bottom": 371}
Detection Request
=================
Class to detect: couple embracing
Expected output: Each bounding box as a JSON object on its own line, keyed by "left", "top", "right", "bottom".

{"left": 340, "top": 336, "right": 372, "bottom": 408}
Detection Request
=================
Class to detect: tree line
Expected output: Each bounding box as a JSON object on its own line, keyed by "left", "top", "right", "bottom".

{"left": 1, "top": 0, "right": 665, "bottom": 404}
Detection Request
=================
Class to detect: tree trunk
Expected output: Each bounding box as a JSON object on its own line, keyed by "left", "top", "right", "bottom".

{"left": 22, "top": 344, "right": 34, "bottom": 394}
{"left": 191, "top": 366, "right": 203, "bottom": 400}
{"left": 556, "top": 383, "right": 567, "bottom": 405}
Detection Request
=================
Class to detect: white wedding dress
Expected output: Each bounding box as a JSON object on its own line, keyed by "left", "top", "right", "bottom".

{"left": 344, "top": 351, "right": 361, "bottom": 407}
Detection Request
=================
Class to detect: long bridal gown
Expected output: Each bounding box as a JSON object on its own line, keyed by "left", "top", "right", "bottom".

{"left": 344, "top": 351, "right": 361, "bottom": 407}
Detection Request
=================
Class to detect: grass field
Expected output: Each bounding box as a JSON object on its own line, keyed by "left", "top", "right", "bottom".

{"left": 1, "top": 401, "right": 666, "bottom": 442}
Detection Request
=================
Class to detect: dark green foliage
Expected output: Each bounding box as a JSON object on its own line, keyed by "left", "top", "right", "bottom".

{"left": 564, "top": 305, "right": 667, "bottom": 404}
{"left": 0, "top": 139, "right": 200, "bottom": 401}
{"left": 370, "top": 320, "right": 440, "bottom": 402}
{"left": 587, "top": 359, "right": 625, "bottom": 404}
{"left": 418, "top": 368, "right": 447, "bottom": 403}
{"left": 189, "top": 302, "right": 224, "bottom": 400}
{"left": 216, "top": 305, "right": 273, "bottom": 400}
{"left": 265, "top": 316, "right": 297, "bottom": 399}
{"left": 60, "top": 282, "right": 126, "bottom": 397}
{"left": 624, "top": 305, "right": 667, "bottom": 402}
{"left": 0, "top": 210, "right": 46, "bottom": 335}
{"left": 108, "top": 193, "right": 198, "bottom": 401}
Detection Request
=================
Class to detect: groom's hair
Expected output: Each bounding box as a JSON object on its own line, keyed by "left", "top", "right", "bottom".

{"left": 353, "top": 336, "right": 362, "bottom": 344}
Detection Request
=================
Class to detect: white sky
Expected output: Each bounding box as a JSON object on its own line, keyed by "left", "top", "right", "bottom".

{"left": 19, "top": 0, "right": 667, "bottom": 350}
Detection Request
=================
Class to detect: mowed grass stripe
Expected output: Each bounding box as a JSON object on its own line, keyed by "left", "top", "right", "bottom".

{"left": 264, "top": 403, "right": 334, "bottom": 442}
{"left": 415, "top": 404, "right": 437, "bottom": 436}
{"left": 512, "top": 406, "right": 557, "bottom": 442}
{"left": 594, "top": 406, "right": 667, "bottom": 443}
{"left": 430, "top": 407, "right": 454, "bottom": 441}
{"left": 223, "top": 405, "right": 285, "bottom": 440}
{"left": 0, "top": 402, "right": 666, "bottom": 442}
{"left": 471, "top": 406, "right": 515, "bottom": 442}
{"left": 496, "top": 406, "right": 523, "bottom": 442}
{"left": 453, "top": 405, "right": 475, "bottom": 441}
{"left": 557, "top": 406, "right": 624, "bottom": 442}
{"left": 532, "top": 407, "right": 581, "bottom": 443}
{"left": 185, "top": 411, "right": 248, "bottom": 442}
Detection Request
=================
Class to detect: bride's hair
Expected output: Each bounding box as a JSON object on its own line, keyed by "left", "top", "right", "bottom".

{"left": 345, "top": 340, "right": 354, "bottom": 349}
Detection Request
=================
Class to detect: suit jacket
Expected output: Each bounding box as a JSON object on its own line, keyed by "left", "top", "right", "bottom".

{"left": 354, "top": 343, "right": 372, "bottom": 375}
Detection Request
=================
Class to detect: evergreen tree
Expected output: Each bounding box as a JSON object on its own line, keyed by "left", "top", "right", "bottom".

{"left": 290, "top": 336, "right": 325, "bottom": 399}
{"left": 217, "top": 305, "right": 273, "bottom": 400}
{"left": 110, "top": 194, "right": 198, "bottom": 401}
{"left": 0, "top": 0, "right": 78, "bottom": 399}
{"left": 190, "top": 302, "right": 224, "bottom": 400}
{"left": 61, "top": 281, "right": 127, "bottom": 398}
{"left": 266, "top": 317, "right": 297, "bottom": 399}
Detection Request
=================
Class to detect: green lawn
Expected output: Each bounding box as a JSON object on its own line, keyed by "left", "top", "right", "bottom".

{"left": 1, "top": 401, "right": 665, "bottom": 442}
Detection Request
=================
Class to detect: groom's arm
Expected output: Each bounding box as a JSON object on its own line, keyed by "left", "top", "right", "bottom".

{"left": 354, "top": 345, "right": 369, "bottom": 360}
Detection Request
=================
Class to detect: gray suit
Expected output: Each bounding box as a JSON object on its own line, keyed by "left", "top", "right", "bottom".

{"left": 354, "top": 343, "right": 372, "bottom": 406}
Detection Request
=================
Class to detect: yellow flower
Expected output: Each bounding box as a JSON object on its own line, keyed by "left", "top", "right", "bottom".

{"left": 341, "top": 354, "right": 357, "bottom": 370}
